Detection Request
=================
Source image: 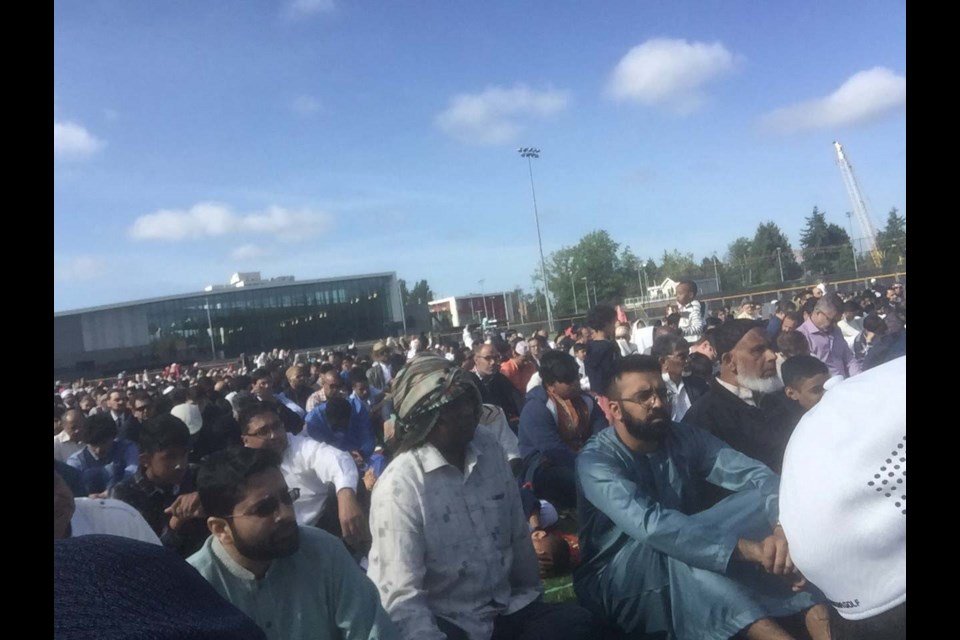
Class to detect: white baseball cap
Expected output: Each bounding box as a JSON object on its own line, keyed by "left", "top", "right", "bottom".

{"left": 779, "top": 357, "right": 905, "bottom": 621}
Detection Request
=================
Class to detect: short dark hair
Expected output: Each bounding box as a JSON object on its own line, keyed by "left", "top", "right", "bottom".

{"left": 81, "top": 414, "right": 118, "bottom": 445}
{"left": 651, "top": 334, "right": 689, "bottom": 359}
{"left": 777, "top": 297, "right": 797, "bottom": 313}
{"left": 686, "top": 352, "right": 713, "bottom": 379}
{"left": 237, "top": 402, "right": 279, "bottom": 435}
{"left": 801, "top": 297, "right": 818, "bottom": 317}
{"left": 539, "top": 351, "right": 581, "bottom": 386}
{"left": 196, "top": 447, "right": 283, "bottom": 518}
{"left": 317, "top": 363, "right": 335, "bottom": 375}
{"left": 677, "top": 280, "right": 698, "bottom": 296}
{"left": 249, "top": 368, "right": 271, "bottom": 384}
{"left": 781, "top": 355, "right": 829, "bottom": 389}
{"left": 324, "top": 396, "right": 352, "bottom": 425}
{"left": 138, "top": 414, "right": 191, "bottom": 454}
{"left": 784, "top": 311, "right": 804, "bottom": 327}
{"left": 530, "top": 335, "right": 549, "bottom": 350}
{"left": 776, "top": 331, "right": 810, "bottom": 358}
{"left": 586, "top": 304, "right": 617, "bottom": 331}
{"left": 605, "top": 354, "right": 662, "bottom": 398}
{"left": 664, "top": 313, "right": 681, "bottom": 328}
{"left": 573, "top": 342, "right": 588, "bottom": 354}
{"left": 862, "top": 313, "right": 887, "bottom": 335}
{"left": 348, "top": 368, "right": 368, "bottom": 387}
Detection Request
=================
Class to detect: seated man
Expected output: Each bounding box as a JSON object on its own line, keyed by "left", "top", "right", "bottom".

{"left": 188, "top": 448, "right": 398, "bottom": 640}
{"left": 110, "top": 413, "right": 210, "bottom": 557}
{"left": 54, "top": 408, "right": 85, "bottom": 463}
{"left": 518, "top": 350, "right": 608, "bottom": 509}
{"left": 66, "top": 413, "right": 140, "bottom": 495}
{"left": 780, "top": 355, "right": 830, "bottom": 430}
{"left": 276, "top": 364, "right": 315, "bottom": 418}
{"left": 239, "top": 402, "right": 367, "bottom": 550}
{"left": 651, "top": 333, "right": 708, "bottom": 422}
{"left": 575, "top": 355, "right": 830, "bottom": 640}
{"left": 55, "top": 464, "right": 160, "bottom": 544}
{"left": 368, "top": 355, "right": 595, "bottom": 640}
{"left": 306, "top": 396, "right": 382, "bottom": 477}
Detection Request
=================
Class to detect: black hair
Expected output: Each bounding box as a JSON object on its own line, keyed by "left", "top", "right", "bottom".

{"left": 573, "top": 342, "right": 588, "bottom": 354}
{"left": 237, "top": 402, "right": 279, "bottom": 435}
{"left": 55, "top": 405, "right": 65, "bottom": 420}
{"left": 348, "top": 368, "right": 368, "bottom": 387}
{"left": 776, "top": 331, "right": 810, "bottom": 358}
{"left": 538, "top": 350, "right": 581, "bottom": 386}
{"left": 783, "top": 311, "right": 804, "bottom": 327}
{"left": 81, "top": 414, "right": 118, "bottom": 445}
{"left": 777, "top": 297, "right": 797, "bottom": 313}
{"left": 651, "top": 334, "right": 689, "bottom": 359}
{"left": 686, "top": 352, "right": 713, "bottom": 379}
{"left": 677, "top": 280, "right": 698, "bottom": 296}
{"left": 250, "top": 368, "right": 271, "bottom": 384}
{"left": 862, "top": 313, "right": 887, "bottom": 335}
{"left": 781, "top": 355, "right": 829, "bottom": 389}
{"left": 664, "top": 313, "right": 681, "bottom": 328}
{"left": 196, "top": 447, "right": 283, "bottom": 518}
{"left": 604, "top": 354, "right": 662, "bottom": 398}
{"left": 801, "top": 297, "right": 818, "bottom": 317}
{"left": 139, "top": 414, "right": 191, "bottom": 454}
{"left": 530, "top": 334, "right": 549, "bottom": 350}
{"left": 705, "top": 316, "right": 723, "bottom": 329}
{"left": 586, "top": 304, "right": 617, "bottom": 331}
{"left": 324, "top": 396, "right": 352, "bottom": 427}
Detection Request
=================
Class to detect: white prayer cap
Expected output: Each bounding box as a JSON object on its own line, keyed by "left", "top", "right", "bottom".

{"left": 170, "top": 402, "right": 204, "bottom": 436}
{"left": 780, "top": 357, "right": 905, "bottom": 621}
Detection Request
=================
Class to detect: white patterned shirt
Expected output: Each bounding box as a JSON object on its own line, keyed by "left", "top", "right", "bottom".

{"left": 367, "top": 430, "right": 541, "bottom": 640}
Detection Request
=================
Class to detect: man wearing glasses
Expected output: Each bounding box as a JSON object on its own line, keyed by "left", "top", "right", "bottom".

{"left": 239, "top": 403, "right": 367, "bottom": 552}
{"left": 574, "top": 354, "right": 830, "bottom": 640}
{"left": 470, "top": 342, "right": 521, "bottom": 430}
{"left": 796, "top": 293, "right": 861, "bottom": 379}
{"left": 188, "top": 447, "right": 397, "bottom": 640}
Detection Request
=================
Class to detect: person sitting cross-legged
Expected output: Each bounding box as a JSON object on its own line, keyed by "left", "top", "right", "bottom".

{"left": 574, "top": 354, "right": 831, "bottom": 640}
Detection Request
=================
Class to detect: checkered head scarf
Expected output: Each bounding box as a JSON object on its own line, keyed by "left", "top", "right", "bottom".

{"left": 391, "top": 354, "right": 481, "bottom": 452}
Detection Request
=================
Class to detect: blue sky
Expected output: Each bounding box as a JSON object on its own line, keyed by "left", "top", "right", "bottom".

{"left": 54, "top": 1, "right": 906, "bottom": 312}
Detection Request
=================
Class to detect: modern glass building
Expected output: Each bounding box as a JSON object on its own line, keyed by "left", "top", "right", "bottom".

{"left": 54, "top": 272, "right": 403, "bottom": 377}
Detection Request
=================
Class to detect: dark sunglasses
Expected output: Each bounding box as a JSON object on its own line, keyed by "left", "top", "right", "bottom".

{"left": 224, "top": 488, "right": 300, "bottom": 519}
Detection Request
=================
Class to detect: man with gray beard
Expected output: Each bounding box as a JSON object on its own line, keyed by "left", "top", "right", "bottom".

{"left": 682, "top": 320, "right": 794, "bottom": 477}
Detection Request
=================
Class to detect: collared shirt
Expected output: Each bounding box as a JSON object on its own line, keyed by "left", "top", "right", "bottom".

{"left": 499, "top": 359, "right": 537, "bottom": 395}
{"left": 662, "top": 373, "right": 692, "bottom": 422}
{"left": 367, "top": 430, "right": 541, "bottom": 640}
{"left": 279, "top": 433, "right": 359, "bottom": 527}
{"left": 65, "top": 439, "right": 140, "bottom": 494}
{"left": 69, "top": 497, "right": 162, "bottom": 544}
{"left": 188, "top": 527, "right": 398, "bottom": 640}
{"left": 837, "top": 317, "right": 863, "bottom": 350}
{"left": 54, "top": 431, "right": 83, "bottom": 463}
{"left": 715, "top": 377, "right": 758, "bottom": 407}
{"left": 798, "top": 319, "right": 862, "bottom": 378}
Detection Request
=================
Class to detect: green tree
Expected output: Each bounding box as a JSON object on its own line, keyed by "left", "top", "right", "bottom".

{"left": 800, "top": 207, "right": 855, "bottom": 277}
{"left": 538, "top": 230, "right": 628, "bottom": 315}
{"left": 875, "top": 207, "right": 906, "bottom": 270}
{"left": 658, "top": 249, "right": 698, "bottom": 281}
{"left": 726, "top": 237, "right": 753, "bottom": 287}
{"left": 750, "top": 222, "right": 802, "bottom": 284}
{"left": 399, "top": 279, "right": 434, "bottom": 305}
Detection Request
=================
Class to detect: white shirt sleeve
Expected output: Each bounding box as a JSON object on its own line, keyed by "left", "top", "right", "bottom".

{"left": 296, "top": 436, "right": 360, "bottom": 493}
{"left": 478, "top": 405, "right": 521, "bottom": 462}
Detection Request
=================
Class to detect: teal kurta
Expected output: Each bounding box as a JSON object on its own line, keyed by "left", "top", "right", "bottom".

{"left": 574, "top": 424, "right": 821, "bottom": 640}
{"left": 188, "top": 526, "right": 398, "bottom": 640}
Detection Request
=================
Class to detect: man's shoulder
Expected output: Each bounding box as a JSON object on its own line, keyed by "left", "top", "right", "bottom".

{"left": 186, "top": 535, "right": 217, "bottom": 573}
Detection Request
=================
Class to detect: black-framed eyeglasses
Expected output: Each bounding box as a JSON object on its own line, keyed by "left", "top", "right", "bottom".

{"left": 132, "top": 404, "right": 152, "bottom": 412}
{"left": 614, "top": 387, "right": 670, "bottom": 407}
{"left": 223, "top": 488, "right": 300, "bottom": 519}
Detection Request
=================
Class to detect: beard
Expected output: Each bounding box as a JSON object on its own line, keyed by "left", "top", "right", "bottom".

{"left": 230, "top": 520, "right": 300, "bottom": 562}
{"left": 737, "top": 372, "right": 784, "bottom": 394}
{"left": 621, "top": 407, "right": 672, "bottom": 442}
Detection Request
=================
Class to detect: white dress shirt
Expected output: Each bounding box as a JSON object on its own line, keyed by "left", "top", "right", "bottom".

{"left": 280, "top": 433, "right": 359, "bottom": 527}
{"left": 662, "top": 373, "right": 692, "bottom": 422}
{"left": 54, "top": 431, "right": 83, "bottom": 463}
{"left": 368, "top": 430, "right": 541, "bottom": 640}
{"left": 478, "top": 404, "right": 520, "bottom": 462}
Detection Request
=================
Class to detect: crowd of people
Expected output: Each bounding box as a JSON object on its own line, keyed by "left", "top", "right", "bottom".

{"left": 53, "top": 279, "right": 906, "bottom": 639}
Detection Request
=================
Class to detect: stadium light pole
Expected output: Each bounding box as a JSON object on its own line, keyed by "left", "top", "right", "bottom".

{"left": 518, "top": 147, "right": 555, "bottom": 332}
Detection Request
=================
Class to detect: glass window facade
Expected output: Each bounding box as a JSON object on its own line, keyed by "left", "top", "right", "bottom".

{"left": 54, "top": 274, "right": 400, "bottom": 373}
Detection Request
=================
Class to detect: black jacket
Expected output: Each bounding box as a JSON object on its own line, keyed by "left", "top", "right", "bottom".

{"left": 471, "top": 372, "right": 522, "bottom": 429}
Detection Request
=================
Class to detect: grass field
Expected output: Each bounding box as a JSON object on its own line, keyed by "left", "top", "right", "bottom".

{"left": 541, "top": 511, "right": 578, "bottom": 603}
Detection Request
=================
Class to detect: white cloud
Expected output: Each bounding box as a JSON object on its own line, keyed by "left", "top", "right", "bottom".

{"left": 54, "top": 120, "right": 105, "bottom": 159}
{"left": 605, "top": 38, "right": 739, "bottom": 114}
{"left": 231, "top": 244, "right": 272, "bottom": 260}
{"left": 286, "top": 0, "right": 334, "bottom": 17}
{"left": 128, "top": 202, "right": 333, "bottom": 242}
{"left": 54, "top": 256, "right": 107, "bottom": 282}
{"left": 760, "top": 67, "right": 906, "bottom": 133}
{"left": 435, "top": 84, "right": 570, "bottom": 145}
{"left": 291, "top": 95, "right": 322, "bottom": 116}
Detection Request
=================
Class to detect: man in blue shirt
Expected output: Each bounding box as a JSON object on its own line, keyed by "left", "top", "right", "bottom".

{"left": 305, "top": 396, "right": 380, "bottom": 474}
{"left": 66, "top": 413, "right": 139, "bottom": 496}
{"left": 574, "top": 354, "right": 830, "bottom": 640}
